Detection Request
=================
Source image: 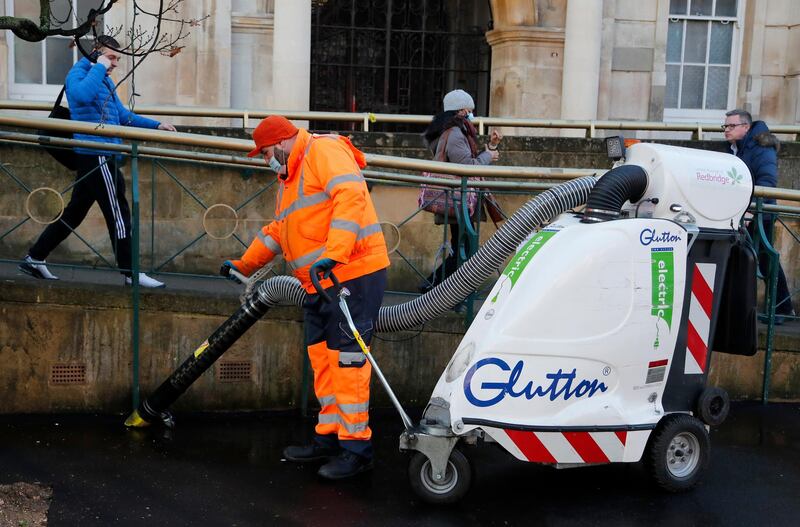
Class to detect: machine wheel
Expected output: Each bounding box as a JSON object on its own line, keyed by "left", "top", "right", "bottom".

{"left": 696, "top": 386, "right": 730, "bottom": 426}
{"left": 408, "top": 449, "right": 472, "bottom": 504}
{"left": 645, "top": 414, "right": 710, "bottom": 492}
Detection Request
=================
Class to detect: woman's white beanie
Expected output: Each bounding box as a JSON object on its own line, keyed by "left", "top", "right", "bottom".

{"left": 443, "top": 89, "right": 475, "bottom": 112}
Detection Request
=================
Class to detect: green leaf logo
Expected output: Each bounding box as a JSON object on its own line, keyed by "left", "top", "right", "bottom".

{"left": 727, "top": 167, "right": 743, "bottom": 186}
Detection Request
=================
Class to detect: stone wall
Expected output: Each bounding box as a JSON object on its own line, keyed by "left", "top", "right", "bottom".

{"left": 0, "top": 278, "right": 797, "bottom": 414}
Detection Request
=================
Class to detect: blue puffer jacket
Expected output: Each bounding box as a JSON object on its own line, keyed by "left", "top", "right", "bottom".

{"left": 728, "top": 120, "right": 780, "bottom": 204}
{"left": 66, "top": 57, "right": 161, "bottom": 156}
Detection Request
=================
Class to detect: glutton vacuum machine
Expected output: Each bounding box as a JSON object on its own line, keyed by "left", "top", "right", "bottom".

{"left": 126, "top": 142, "right": 759, "bottom": 504}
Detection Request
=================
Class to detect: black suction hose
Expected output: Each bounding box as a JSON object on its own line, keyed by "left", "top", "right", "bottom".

{"left": 124, "top": 276, "right": 304, "bottom": 427}
{"left": 581, "top": 164, "right": 648, "bottom": 223}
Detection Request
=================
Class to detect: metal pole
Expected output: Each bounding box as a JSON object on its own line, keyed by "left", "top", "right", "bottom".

{"left": 131, "top": 143, "right": 141, "bottom": 410}
{"left": 757, "top": 200, "right": 778, "bottom": 405}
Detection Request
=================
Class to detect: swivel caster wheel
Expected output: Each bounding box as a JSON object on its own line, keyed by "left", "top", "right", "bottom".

{"left": 408, "top": 449, "right": 472, "bottom": 504}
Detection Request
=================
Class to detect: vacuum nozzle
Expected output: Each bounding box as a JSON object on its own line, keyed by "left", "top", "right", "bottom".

{"left": 124, "top": 409, "right": 150, "bottom": 428}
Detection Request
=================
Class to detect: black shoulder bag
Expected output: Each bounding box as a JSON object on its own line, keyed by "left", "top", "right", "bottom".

{"left": 38, "top": 86, "right": 79, "bottom": 170}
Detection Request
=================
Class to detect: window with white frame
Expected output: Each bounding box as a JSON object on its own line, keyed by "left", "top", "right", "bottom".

{"left": 7, "top": 0, "right": 104, "bottom": 100}
{"left": 665, "top": 0, "right": 741, "bottom": 120}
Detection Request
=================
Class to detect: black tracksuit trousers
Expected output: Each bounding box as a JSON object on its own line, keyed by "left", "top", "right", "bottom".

{"left": 29, "top": 154, "right": 133, "bottom": 275}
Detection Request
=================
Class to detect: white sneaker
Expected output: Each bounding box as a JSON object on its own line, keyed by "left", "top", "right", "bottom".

{"left": 19, "top": 255, "right": 59, "bottom": 280}
{"left": 125, "top": 273, "right": 165, "bottom": 288}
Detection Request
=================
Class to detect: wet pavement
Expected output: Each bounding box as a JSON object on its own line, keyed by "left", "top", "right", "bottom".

{"left": 0, "top": 402, "right": 798, "bottom": 526}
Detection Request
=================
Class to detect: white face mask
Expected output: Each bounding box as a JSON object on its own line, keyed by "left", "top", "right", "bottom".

{"left": 467, "top": 112, "right": 475, "bottom": 122}
{"left": 268, "top": 156, "right": 282, "bottom": 173}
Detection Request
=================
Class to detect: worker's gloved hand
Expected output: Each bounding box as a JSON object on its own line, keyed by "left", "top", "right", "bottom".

{"left": 310, "top": 258, "right": 338, "bottom": 280}
{"left": 220, "top": 260, "right": 244, "bottom": 284}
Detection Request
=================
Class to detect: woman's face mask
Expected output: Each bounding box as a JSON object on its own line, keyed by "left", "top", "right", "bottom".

{"left": 466, "top": 112, "right": 475, "bottom": 122}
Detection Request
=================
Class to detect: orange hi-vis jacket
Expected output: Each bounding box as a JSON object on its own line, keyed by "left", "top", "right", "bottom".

{"left": 232, "top": 129, "right": 390, "bottom": 292}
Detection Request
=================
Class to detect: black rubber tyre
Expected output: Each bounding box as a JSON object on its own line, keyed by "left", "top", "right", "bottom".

{"left": 408, "top": 449, "right": 472, "bottom": 504}
{"left": 645, "top": 414, "right": 710, "bottom": 492}
{"left": 696, "top": 386, "right": 730, "bottom": 426}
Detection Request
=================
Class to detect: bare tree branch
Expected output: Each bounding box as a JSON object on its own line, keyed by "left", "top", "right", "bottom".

{"left": 0, "top": 1, "right": 118, "bottom": 42}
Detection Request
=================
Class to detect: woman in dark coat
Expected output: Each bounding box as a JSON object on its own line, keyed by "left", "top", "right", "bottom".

{"left": 419, "top": 89, "right": 501, "bottom": 293}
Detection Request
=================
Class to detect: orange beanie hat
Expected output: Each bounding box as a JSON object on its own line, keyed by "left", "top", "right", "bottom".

{"left": 247, "top": 116, "right": 299, "bottom": 157}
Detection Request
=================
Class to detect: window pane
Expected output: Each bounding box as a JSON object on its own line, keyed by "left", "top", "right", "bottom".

{"left": 705, "top": 66, "right": 730, "bottom": 109}
{"left": 666, "top": 64, "right": 680, "bottom": 108}
{"left": 667, "top": 20, "right": 684, "bottom": 62}
{"left": 690, "top": 0, "right": 713, "bottom": 16}
{"left": 78, "top": 0, "right": 106, "bottom": 33}
{"left": 680, "top": 65, "right": 705, "bottom": 108}
{"left": 684, "top": 21, "right": 708, "bottom": 63}
{"left": 14, "top": 37, "right": 43, "bottom": 84}
{"left": 715, "top": 0, "right": 737, "bottom": 16}
{"left": 50, "top": 0, "right": 73, "bottom": 25}
{"left": 709, "top": 22, "right": 733, "bottom": 64}
{"left": 13, "top": 0, "right": 39, "bottom": 19}
{"left": 670, "top": 0, "right": 688, "bottom": 15}
{"left": 46, "top": 38, "right": 74, "bottom": 85}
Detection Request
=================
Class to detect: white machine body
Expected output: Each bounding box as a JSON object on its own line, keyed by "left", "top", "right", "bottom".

{"left": 621, "top": 143, "right": 752, "bottom": 229}
{"left": 430, "top": 215, "right": 688, "bottom": 463}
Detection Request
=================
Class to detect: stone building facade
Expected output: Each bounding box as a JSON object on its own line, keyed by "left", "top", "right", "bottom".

{"left": 0, "top": 0, "right": 798, "bottom": 130}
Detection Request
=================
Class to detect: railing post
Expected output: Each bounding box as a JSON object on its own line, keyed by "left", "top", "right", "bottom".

{"left": 755, "top": 199, "right": 778, "bottom": 404}
{"left": 457, "top": 176, "right": 479, "bottom": 324}
{"left": 131, "top": 142, "right": 141, "bottom": 411}
{"left": 363, "top": 113, "right": 370, "bottom": 132}
{"left": 478, "top": 119, "right": 485, "bottom": 136}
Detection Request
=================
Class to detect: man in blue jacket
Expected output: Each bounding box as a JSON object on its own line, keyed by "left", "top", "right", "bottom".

{"left": 20, "top": 36, "right": 175, "bottom": 288}
{"left": 724, "top": 109, "right": 795, "bottom": 323}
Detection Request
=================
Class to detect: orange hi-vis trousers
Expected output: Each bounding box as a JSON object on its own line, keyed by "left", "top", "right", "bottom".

{"left": 303, "top": 269, "right": 387, "bottom": 458}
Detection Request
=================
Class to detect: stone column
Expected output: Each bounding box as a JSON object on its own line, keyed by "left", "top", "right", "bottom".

{"left": 559, "top": 0, "right": 603, "bottom": 136}
{"left": 272, "top": 0, "right": 310, "bottom": 113}
{"left": 231, "top": 3, "right": 275, "bottom": 114}
{"left": 486, "top": 0, "right": 566, "bottom": 136}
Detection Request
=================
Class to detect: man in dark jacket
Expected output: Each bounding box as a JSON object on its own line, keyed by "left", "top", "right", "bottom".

{"left": 19, "top": 36, "right": 176, "bottom": 288}
{"left": 724, "top": 109, "right": 795, "bottom": 323}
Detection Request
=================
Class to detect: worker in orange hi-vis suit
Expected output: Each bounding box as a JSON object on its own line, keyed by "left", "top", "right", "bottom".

{"left": 220, "top": 116, "right": 389, "bottom": 480}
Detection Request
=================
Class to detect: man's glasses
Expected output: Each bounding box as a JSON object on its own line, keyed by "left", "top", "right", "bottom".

{"left": 721, "top": 123, "right": 748, "bottom": 131}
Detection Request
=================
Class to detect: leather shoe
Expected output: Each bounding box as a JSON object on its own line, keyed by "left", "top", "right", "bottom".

{"left": 317, "top": 450, "right": 373, "bottom": 480}
{"left": 283, "top": 443, "right": 340, "bottom": 463}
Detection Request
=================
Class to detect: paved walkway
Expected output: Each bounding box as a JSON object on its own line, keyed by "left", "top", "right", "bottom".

{"left": 1, "top": 402, "right": 799, "bottom": 526}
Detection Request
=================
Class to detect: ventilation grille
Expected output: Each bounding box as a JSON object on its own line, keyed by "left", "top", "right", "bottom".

{"left": 217, "top": 361, "right": 252, "bottom": 383}
{"left": 50, "top": 363, "right": 87, "bottom": 385}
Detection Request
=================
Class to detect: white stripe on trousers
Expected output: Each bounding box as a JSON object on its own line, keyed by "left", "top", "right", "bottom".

{"left": 98, "top": 156, "right": 126, "bottom": 239}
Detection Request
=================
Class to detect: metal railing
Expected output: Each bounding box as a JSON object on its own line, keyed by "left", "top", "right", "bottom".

{"left": 2, "top": 101, "right": 799, "bottom": 140}
{"left": 1, "top": 116, "right": 799, "bottom": 408}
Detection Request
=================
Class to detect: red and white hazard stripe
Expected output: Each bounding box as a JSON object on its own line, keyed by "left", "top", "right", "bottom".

{"left": 684, "top": 263, "right": 716, "bottom": 375}
{"left": 497, "top": 429, "right": 634, "bottom": 463}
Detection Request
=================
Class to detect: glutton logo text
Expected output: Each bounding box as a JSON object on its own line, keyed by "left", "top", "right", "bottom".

{"left": 640, "top": 228, "right": 681, "bottom": 246}
{"left": 463, "top": 357, "right": 608, "bottom": 407}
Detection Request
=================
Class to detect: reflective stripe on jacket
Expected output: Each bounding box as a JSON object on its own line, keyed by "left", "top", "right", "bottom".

{"left": 232, "top": 129, "right": 389, "bottom": 291}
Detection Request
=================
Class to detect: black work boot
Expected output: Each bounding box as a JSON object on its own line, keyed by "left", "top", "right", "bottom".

{"left": 317, "top": 450, "right": 373, "bottom": 480}
{"left": 283, "top": 443, "right": 340, "bottom": 463}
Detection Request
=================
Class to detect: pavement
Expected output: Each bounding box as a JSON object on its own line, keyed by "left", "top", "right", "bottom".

{"left": 1, "top": 402, "right": 799, "bottom": 527}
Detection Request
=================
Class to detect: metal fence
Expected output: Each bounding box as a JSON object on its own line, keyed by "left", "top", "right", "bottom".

{"left": 1, "top": 116, "right": 798, "bottom": 407}
{"left": 2, "top": 100, "right": 800, "bottom": 140}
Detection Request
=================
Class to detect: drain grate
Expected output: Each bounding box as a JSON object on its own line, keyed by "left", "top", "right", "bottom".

{"left": 50, "top": 363, "right": 87, "bottom": 385}
{"left": 217, "top": 361, "right": 252, "bottom": 383}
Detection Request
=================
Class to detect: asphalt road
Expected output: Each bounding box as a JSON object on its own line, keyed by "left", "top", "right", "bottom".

{"left": 1, "top": 402, "right": 798, "bottom": 527}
